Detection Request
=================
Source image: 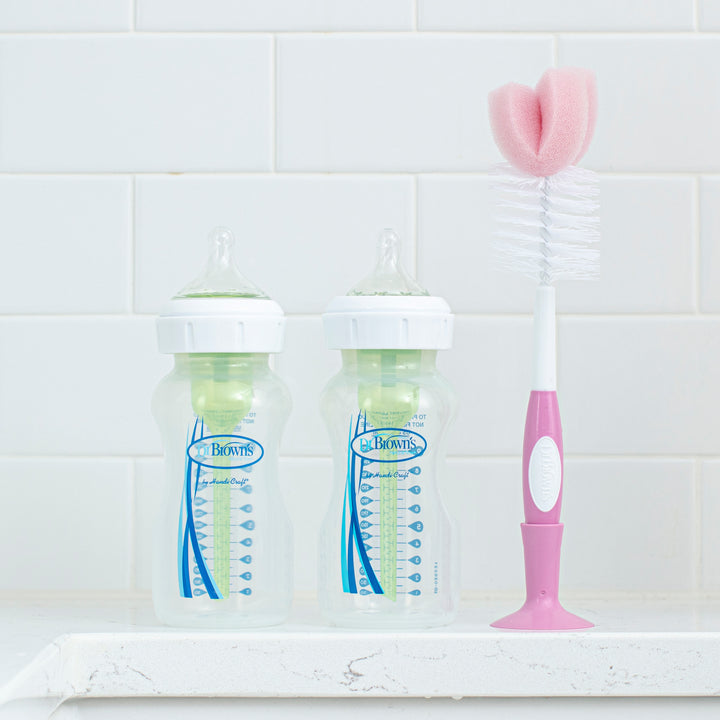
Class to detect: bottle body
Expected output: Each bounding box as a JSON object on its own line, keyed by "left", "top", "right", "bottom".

{"left": 319, "top": 350, "right": 458, "bottom": 628}
{"left": 152, "top": 353, "right": 292, "bottom": 628}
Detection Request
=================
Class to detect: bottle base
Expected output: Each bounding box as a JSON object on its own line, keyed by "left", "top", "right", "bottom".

{"left": 321, "top": 610, "right": 456, "bottom": 630}
{"left": 153, "top": 595, "right": 290, "bottom": 629}
{"left": 155, "top": 610, "right": 289, "bottom": 630}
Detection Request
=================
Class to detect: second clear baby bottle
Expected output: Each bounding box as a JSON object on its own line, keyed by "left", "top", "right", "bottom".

{"left": 319, "top": 230, "right": 458, "bottom": 628}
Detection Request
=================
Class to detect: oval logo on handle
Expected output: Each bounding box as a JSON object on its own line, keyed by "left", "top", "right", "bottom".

{"left": 528, "top": 436, "right": 561, "bottom": 512}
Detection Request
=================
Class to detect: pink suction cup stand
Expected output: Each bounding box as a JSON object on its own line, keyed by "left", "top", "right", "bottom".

{"left": 491, "top": 523, "right": 593, "bottom": 631}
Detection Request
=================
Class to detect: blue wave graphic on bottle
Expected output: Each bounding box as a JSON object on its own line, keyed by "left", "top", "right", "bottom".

{"left": 340, "top": 413, "right": 382, "bottom": 595}
{"left": 340, "top": 412, "right": 426, "bottom": 597}
{"left": 178, "top": 417, "right": 256, "bottom": 599}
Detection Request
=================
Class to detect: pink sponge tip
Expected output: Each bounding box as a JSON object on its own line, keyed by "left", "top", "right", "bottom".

{"left": 488, "top": 67, "right": 597, "bottom": 177}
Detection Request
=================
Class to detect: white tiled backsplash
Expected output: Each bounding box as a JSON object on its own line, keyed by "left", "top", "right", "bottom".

{"left": 0, "top": 0, "right": 716, "bottom": 599}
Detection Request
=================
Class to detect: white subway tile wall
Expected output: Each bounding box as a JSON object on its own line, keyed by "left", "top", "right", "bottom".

{"left": 700, "top": 177, "right": 720, "bottom": 311}
{"left": 0, "top": 37, "right": 272, "bottom": 172}
{"left": 557, "top": 318, "right": 720, "bottom": 455}
{"left": 0, "top": 1, "right": 131, "bottom": 32}
{"left": 277, "top": 36, "right": 553, "bottom": 172}
{"left": 701, "top": 460, "right": 720, "bottom": 591}
{"left": 134, "top": 458, "right": 163, "bottom": 592}
{"left": 439, "top": 317, "right": 533, "bottom": 456}
{"left": 0, "top": 177, "right": 131, "bottom": 314}
{"left": 275, "top": 317, "right": 339, "bottom": 457}
{"left": 137, "top": 1, "right": 414, "bottom": 31}
{"left": 0, "top": 318, "right": 168, "bottom": 456}
{"left": 699, "top": 0, "right": 720, "bottom": 30}
{"left": 0, "top": 2, "right": 716, "bottom": 599}
{"left": 558, "top": 37, "right": 720, "bottom": 172}
{"left": 418, "top": 0, "right": 694, "bottom": 31}
{"left": 560, "top": 459, "right": 696, "bottom": 593}
{"left": 0, "top": 460, "right": 132, "bottom": 591}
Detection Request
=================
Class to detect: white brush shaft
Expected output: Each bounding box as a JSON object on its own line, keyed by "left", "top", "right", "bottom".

{"left": 533, "top": 286, "right": 556, "bottom": 391}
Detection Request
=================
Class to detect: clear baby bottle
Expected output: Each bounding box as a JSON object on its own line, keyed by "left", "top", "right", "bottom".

{"left": 152, "top": 227, "right": 292, "bottom": 628}
{"left": 319, "top": 229, "right": 458, "bottom": 628}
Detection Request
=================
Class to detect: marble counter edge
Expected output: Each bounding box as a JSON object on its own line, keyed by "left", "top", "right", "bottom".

{"left": 3, "top": 628, "right": 720, "bottom": 703}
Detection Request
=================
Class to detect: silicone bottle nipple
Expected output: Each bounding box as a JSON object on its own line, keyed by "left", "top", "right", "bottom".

{"left": 176, "top": 227, "right": 268, "bottom": 300}
{"left": 349, "top": 229, "right": 428, "bottom": 297}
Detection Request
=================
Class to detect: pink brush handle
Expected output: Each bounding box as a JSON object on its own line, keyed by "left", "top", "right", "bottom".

{"left": 523, "top": 390, "right": 563, "bottom": 523}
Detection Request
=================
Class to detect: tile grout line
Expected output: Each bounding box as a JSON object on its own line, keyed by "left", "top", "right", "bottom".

{"left": 693, "top": 0, "right": 700, "bottom": 31}
{"left": 413, "top": 0, "right": 419, "bottom": 31}
{"left": 693, "top": 175, "right": 701, "bottom": 313}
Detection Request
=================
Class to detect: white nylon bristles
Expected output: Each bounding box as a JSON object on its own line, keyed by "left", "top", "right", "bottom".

{"left": 492, "top": 162, "right": 600, "bottom": 285}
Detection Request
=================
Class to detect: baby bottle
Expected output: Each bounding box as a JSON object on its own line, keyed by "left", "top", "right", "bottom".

{"left": 319, "top": 229, "right": 457, "bottom": 628}
{"left": 152, "top": 227, "right": 292, "bottom": 628}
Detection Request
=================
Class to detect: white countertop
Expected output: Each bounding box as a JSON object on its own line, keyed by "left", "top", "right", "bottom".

{"left": 1, "top": 597, "right": 719, "bottom": 706}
